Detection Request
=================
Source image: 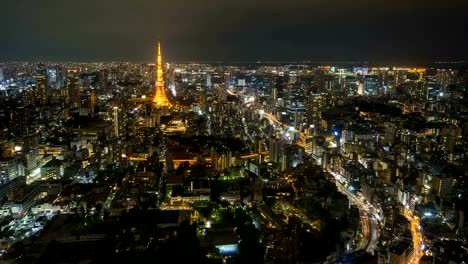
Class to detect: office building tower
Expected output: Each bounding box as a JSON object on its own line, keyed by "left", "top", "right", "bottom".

{"left": 79, "top": 73, "right": 98, "bottom": 88}
{"left": 0, "top": 158, "right": 18, "bottom": 183}
{"left": 206, "top": 74, "right": 211, "bottom": 86}
{"left": 79, "top": 91, "right": 95, "bottom": 116}
{"left": 357, "top": 80, "right": 364, "bottom": 95}
{"left": 10, "top": 107, "right": 31, "bottom": 137}
{"left": 433, "top": 176, "right": 454, "bottom": 200}
{"left": 36, "top": 63, "right": 47, "bottom": 76}
{"left": 90, "top": 91, "right": 95, "bottom": 113}
{"left": 113, "top": 107, "right": 120, "bottom": 138}
{"left": 364, "top": 75, "right": 380, "bottom": 94}
{"left": 269, "top": 138, "right": 284, "bottom": 163}
{"left": 47, "top": 65, "right": 60, "bottom": 87}
{"left": 274, "top": 75, "right": 284, "bottom": 99}
{"left": 36, "top": 74, "right": 47, "bottom": 104}
{"left": 79, "top": 92, "right": 90, "bottom": 116}
{"left": 307, "top": 93, "right": 323, "bottom": 127}
{"left": 324, "top": 75, "right": 335, "bottom": 92}
{"left": 66, "top": 71, "right": 80, "bottom": 107}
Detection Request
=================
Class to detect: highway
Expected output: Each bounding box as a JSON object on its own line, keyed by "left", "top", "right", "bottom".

{"left": 331, "top": 172, "right": 381, "bottom": 254}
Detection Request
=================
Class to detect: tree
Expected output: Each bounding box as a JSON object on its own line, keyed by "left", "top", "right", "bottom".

{"left": 234, "top": 207, "right": 265, "bottom": 264}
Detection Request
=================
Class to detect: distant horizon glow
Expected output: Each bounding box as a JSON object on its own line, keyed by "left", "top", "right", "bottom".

{"left": 0, "top": 0, "right": 467, "bottom": 63}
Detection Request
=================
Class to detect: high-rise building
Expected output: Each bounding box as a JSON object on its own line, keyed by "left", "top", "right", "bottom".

{"left": 36, "top": 63, "right": 47, "bottom": 76}
{"left": 433, "top": 176, "right": 454, "bottom": 200}
{"left": 47, "top": 65, "right": 61, "bottom": 87}
{"left": 36, "top": 74, "right": 47, "bottom": 104}
{"left": 0, "top": 176, "right": 26, "bottom": 203}
{"left": 79, "top": 91, "right": 95, "bottom": 116}
{"left": 357, "top": 80, "right": 364, "bottom": 95}
{"left": 274, "top": 75, "right": 284, "bottom": 99}
{"left": 152, "top": 41, "right": 171, "bottom": 107}
{"left": 79, "top": 73, "right": 98, "bottom": 88}
{"left": 307, "top": 93, "right": 323, "bottom": 127}
{"left": 324, "top": 75, "right": 335, "bottom": 92}
{"left": 0, "top": 158, "right": 18, "bottom": 183}
{"left": 10, "top": 107, "right": 31, "bottom": 137}
{"left": 113, "top": 106, "right": 120, "bottom": 138}
{"left": 206, "top": 74, "right": 211, "bottom": 86}
{"left": 66, "top": 71, "right": 80, "bottom": 107}
{"left": 364, "top": 75, "right": 380, "bottom": 94}
{"left": 0, "top": 67, "right": 4, "bottom": 82}
{"left": 90, "top": 91, "right": 95, "bottom": 113}
{"left": 79, "top": 92, "right": 90, "bottom": 116}
{"left": 269, "top": 138, "right": 284, "bottom": 163}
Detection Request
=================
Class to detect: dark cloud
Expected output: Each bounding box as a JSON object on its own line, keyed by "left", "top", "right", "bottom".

{"left": 1, "top": 0, "right": 467, "bottom": 64}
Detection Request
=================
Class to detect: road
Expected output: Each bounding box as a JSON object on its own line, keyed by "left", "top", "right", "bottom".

{"left": 260, "top": 111, "right": 312, "bottom": 148}
{"left": 404, "top": 209, "right": 424, "bottom": 263}
{"left": 331, "top": 172, "right": 381, "bottom": 254}
{"left": 229, "top": 89, "right": 381, "bottom": 255}
{"left": 226, "top": 88, "right": 312, "bottom": 148}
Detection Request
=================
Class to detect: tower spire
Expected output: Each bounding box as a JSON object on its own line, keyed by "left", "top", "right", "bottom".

{"left": 153, "top": 41, "right": 171, "bottom": 107}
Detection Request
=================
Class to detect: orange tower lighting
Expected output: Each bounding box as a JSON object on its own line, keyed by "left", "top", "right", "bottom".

{"left": 152, "top": 41, "right": 171, "bottom": 107}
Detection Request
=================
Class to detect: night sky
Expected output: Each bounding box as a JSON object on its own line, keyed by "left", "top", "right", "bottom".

{"left": 1, "top": 0, "right": 467, "bottom": 64}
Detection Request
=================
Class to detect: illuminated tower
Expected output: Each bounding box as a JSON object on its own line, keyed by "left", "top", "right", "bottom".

{"left": 152, "top": 41, "right": 171, "bottom": 107}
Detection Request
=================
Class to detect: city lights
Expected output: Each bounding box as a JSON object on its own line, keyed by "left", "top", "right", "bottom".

{"left": 0, "top": 1, "right": 467, "bottom": 262}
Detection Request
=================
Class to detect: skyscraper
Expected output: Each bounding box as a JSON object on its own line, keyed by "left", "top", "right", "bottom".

{"left": 47, "top": 65, "right": 61, "bottom": 87}
{"left": 79, "top": 91, "right": 95, "bottom": 116}
{"left": 36, "top": 74, "right": 47, "bottom": 105}
{"left": 307, "top": 93, "right": 323, "bottom": 128}
{"left": 113, "top": 106, "right": 120, "bottom": 138}
{"left": 357, "top": 80, "right": 364, "bottom": 95}
{"left": 10, "top": 107, "right": 30, "bottom": 137}
{"left": 152, "top": 41, "right": 171, "bottom": 107}
{"left": 66, "top": 71, "right": 80, "bottom": 107}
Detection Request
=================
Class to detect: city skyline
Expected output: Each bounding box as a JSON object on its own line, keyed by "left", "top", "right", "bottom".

{"left": 0, "top": 52, "right": 467, "bottom": 264}
{"left": 0, "top": 1, "right": 467, "bottom": 263}
{"left": 1, "top": 0, "right": 468, "bottom": 64}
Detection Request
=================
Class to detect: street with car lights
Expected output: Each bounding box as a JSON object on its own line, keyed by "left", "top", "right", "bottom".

{"left": 331, "top": 172, "right": 382, "bottom": 254}
{"left": 404, "top": 209, "right": 424, "bottom": 264}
